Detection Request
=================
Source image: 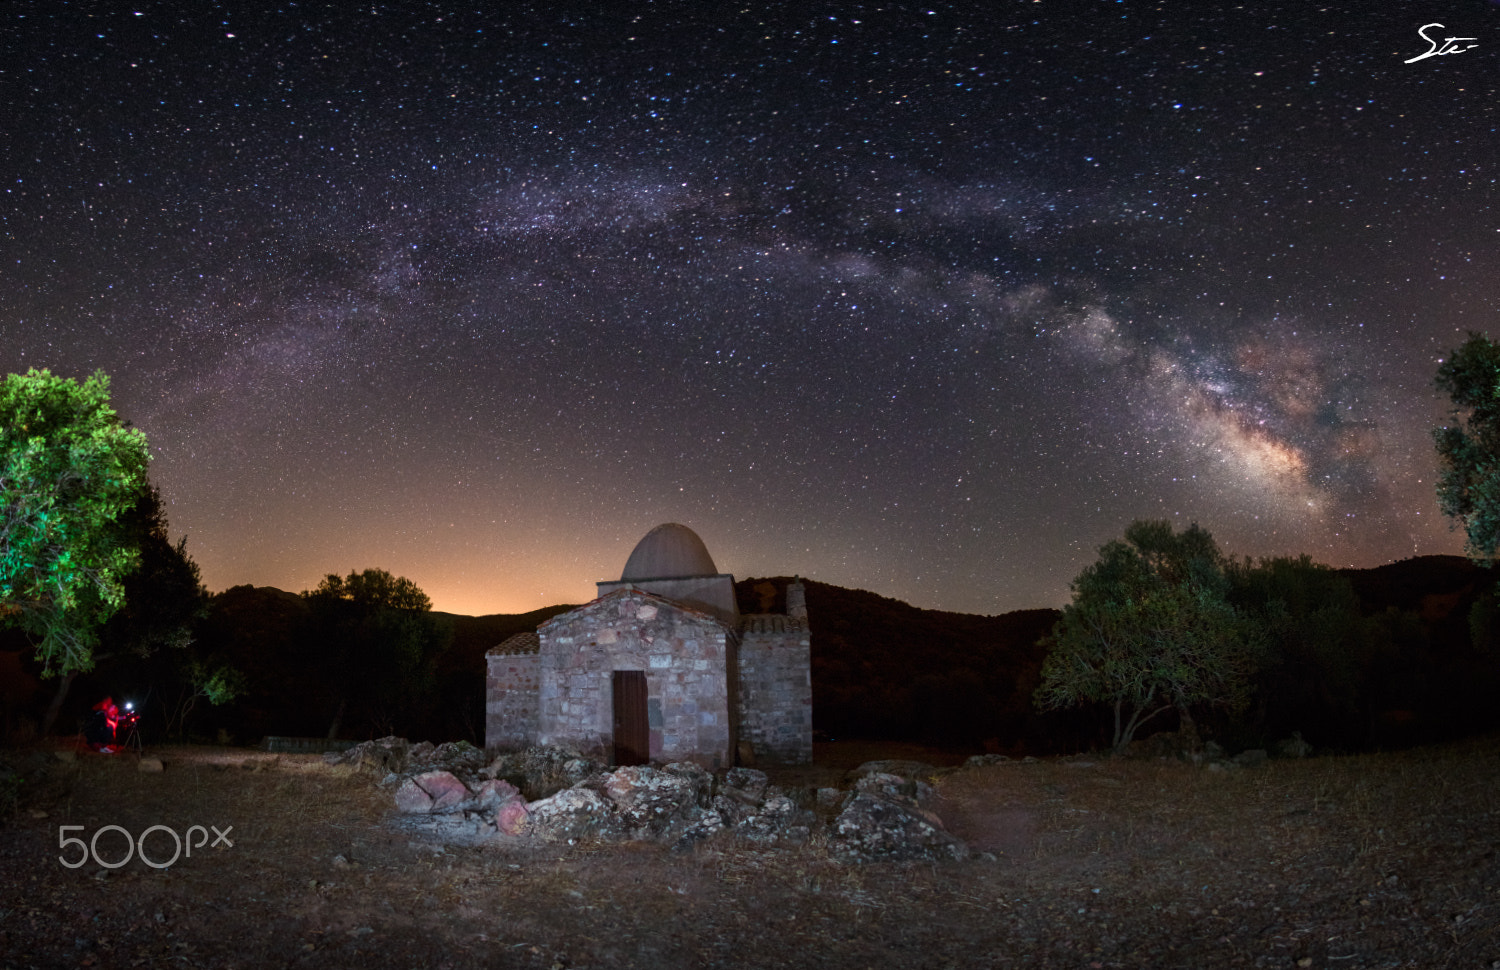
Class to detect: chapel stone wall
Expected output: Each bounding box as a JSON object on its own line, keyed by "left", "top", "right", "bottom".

{"left": 736, "top": 614, "right": 813, "bottom": 764}
{"left": 485, "top": 652, "right": 540, "bottom": 753}
{"left": 536, "top": 589, "right": 735, "bottom": 768}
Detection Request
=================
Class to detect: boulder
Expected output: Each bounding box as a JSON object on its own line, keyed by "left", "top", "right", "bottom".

{"left": 736, "top": 794, "right": 812, "bottom": 845}
{"left": 137, "top": 756, "right": 164, "bottom": 773}
{"left": 602, "top": 765, "right": 703, "bottom": 836}
{"left": 711, "top": 768, "right": 769, "bottom": 825}
{"left": 663, "top": 761, "right": 714, "bottom": 807}
{"left": 672, "top": 808, "right": 726, "bottom": 852}
{"left": 1231, "top": 748, "right": 1268, "bottom": 769}
{"left": 1124, "top": 731, "right": 1191, "bottom": 760}
{"left": 831, "top": 793, "right": 968, "bottom": 864}
{"left": 526, "top": 788, "right": 621, "bottom": 843}
{"left": 853, "top": 771, "right": 933, "bottom": 808}
{"left": 484, "top": 746, "right": 603, "bottom": 800}
{"left": 721, "top": 767, "right": 769, "bottom": 802}
{"left": 1276, "top": 733, "right": 1313, "bottom": 759}
{"left": 495, "top": 796, "right": 529, "bottom": 836}
{"left": 469, "top": 778, "right": 521, "bottom": 812}
{"left": 420, "top": 740, "right": 486, "bottom": 772}
{"left": 394, "top": 777, "right": 435, "bottom": 814}
{"left": 327, "top": 736, "right": 411, "bottom": 775}
{"left": 394, "top": 770, "right": 471, "bottom": 814}
{"left": 846, "top": 760, "right": 937, "bottom": 784}
{"left": 418, "top": 770, "right": 471, "bottom": 811}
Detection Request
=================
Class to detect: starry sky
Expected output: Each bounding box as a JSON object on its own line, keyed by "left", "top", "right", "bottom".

{"left": 3, "top": 2, "right": 1498, "bottom": 617}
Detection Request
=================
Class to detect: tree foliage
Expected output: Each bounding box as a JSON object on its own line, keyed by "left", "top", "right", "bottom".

{"left": 1434, "top": 332, "right": 1500, "bottom": 562}
{"left": 309, "top": 568, "right": 432, "bottom": 612}
{"left": 38, "top": 486, "right": 215, "bottom": 737}
{"left": 100, "top": 487, "right": 210, "bottom": 661}
{"left": 0, "top": 369, "right": 150, "bottom": 675}
{"left": 1225, "top": 555, "right": 1374, "bottom": 744}
{"left": 302, "top": 568, "right": 448, "bottom": 737}
{"left": 1034, "top": 520, "right": 1262, "bottom": 751}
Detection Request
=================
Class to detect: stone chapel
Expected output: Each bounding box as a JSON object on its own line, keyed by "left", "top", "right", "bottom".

{"left": 484, "top": 523, "right": 812, "bottom": 767}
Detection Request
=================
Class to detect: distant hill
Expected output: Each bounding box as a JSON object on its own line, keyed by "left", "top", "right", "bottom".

{"left": 15, "top": 554, "right": 1495, "bottom": 752}
{"left": 736, "top": 576, "right": 1061, "bottom": 749}
{"left": 1339, "top": 554, "right": 1488, "bottom": 626}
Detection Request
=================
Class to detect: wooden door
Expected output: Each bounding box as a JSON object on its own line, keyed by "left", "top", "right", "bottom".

{"left": 611, "top": 670, "right": 649, "bottom": 766}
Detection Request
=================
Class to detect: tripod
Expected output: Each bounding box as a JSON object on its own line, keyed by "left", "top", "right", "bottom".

{"left": 119, "top": 711, "right": 142, "bottom": 754}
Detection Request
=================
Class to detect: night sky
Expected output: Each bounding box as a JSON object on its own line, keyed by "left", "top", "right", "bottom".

{"left": 4, "top": 3, "right": 1497, "bottom": 617}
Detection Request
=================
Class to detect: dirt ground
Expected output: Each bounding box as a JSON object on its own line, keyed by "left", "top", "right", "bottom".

{"left": 2, "top": 736, "right": 1498, "bottom": 969}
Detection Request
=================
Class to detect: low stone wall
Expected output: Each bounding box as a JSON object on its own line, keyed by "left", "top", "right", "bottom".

{"left": 261, "top": 736, "right": 359, "bottom": 754}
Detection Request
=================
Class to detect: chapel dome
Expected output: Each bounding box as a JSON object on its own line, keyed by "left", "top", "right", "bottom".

{"left": 621, "top": 523, "right": 719, "bottom": 581}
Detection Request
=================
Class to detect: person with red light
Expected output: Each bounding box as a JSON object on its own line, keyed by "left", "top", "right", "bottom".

{"left": 86, "top": 696, "right": 121, "bottom": 752}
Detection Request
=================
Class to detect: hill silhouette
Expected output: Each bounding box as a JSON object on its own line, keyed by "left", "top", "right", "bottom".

{"left": 10, "top": 555, "right": 1498, "bottom": 752}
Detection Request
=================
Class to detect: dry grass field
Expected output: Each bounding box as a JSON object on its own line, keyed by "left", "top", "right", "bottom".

{"left": 1, "top": 736, "right": 1498, "bottom": 969}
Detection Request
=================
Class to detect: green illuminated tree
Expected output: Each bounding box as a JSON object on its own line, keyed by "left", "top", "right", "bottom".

{"left": 1434, "top": 333, "right": 1500, "bottom": 562}
{"left": 1034, "top": 520, "right": 1262, "bottom": 752}
{"left": 1, "top": 369, "right": 149, "bottom": 676}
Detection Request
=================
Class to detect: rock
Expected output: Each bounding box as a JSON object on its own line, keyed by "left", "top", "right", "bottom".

{"left": 328, "top": 736, "right": 412, "bottom": 775}
{"left": 1276, "top": 733, "right": 1313, "bottom": 759}
{"left": 830, "top": 793, "right": 968, "bottom": 864}
{"left": 427, "top": 740, "right": 485, "bottom": 770}
{"left": 672, "top": 808, "right": 725, "bottom": 851}
{"left": 845, "top": 760, "right": 936, "bottom": 784}
{"left": 414, "top": 770, "right": 470, "bottom": 812}
{"left": 485, "top": 746, "right": 603, "bottom": 800}
{"left": 394, "top": 777, "right": 435, "bottom": 814}
{"left": 526, "top": 788, "right": 621, "bottom": 842}
{"left": 720, "top": 767, "right": 768, "bottom": 803}
{"left": 392, "top": 770, "right": 472, "bottom": 814}
{"left": 1231, "top": 748, "right": 1268, "bottom": 768}
{"left": 964, "top": 754, "right": 1010, "bottom": 767}
{"left": 736, "top": 794, "right": 813, "bottom": 845}
{"left": 662, "top": 761, "right": 714, "bottom": 807}
{"left": 816, "top": 787, "right": 845, "bottom": 811}
{"left": 495, "top": 796, "right": 529, "bottom": 835}
{"left": 1124, "top": 731, "right": 1196, "bottom": 760}
{"left": 602, "top": 765, "right": 703, "bottom": 837}
{"left": 137, "top": 757, "right": 164, "bottom": 773}
{"left": 53, "top": 750, "right": 77, "bottom": 763}
{"left": 469, "top": 778, "right": 521, "bottom": 812}
{"left": 853, "top": 771, "right": 933, "bottom": 808}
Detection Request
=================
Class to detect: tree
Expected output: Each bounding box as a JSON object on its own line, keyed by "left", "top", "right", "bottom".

{"left": 311, "top": 569, "right": 432, "bottom": 612}
{"left": 1034, "top": 520, "right": 1261, "bottom": 752}
{"left": 1225, "top": 555, "right": 1372, "bottom": 745}
{"left": 1, "top": 369, "right": 149, "bottom": 677}
{"left": 301, "top": 568, "right": 449, "bottom": 738}
{"left": 38, "top": 486, "right": 213, "bottom": 736}
{"left": 1434, "top": 332, "right": 1500, "bottom": 562}
{"left": 161, "top": 656, "right": 247, "bottom": 740}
